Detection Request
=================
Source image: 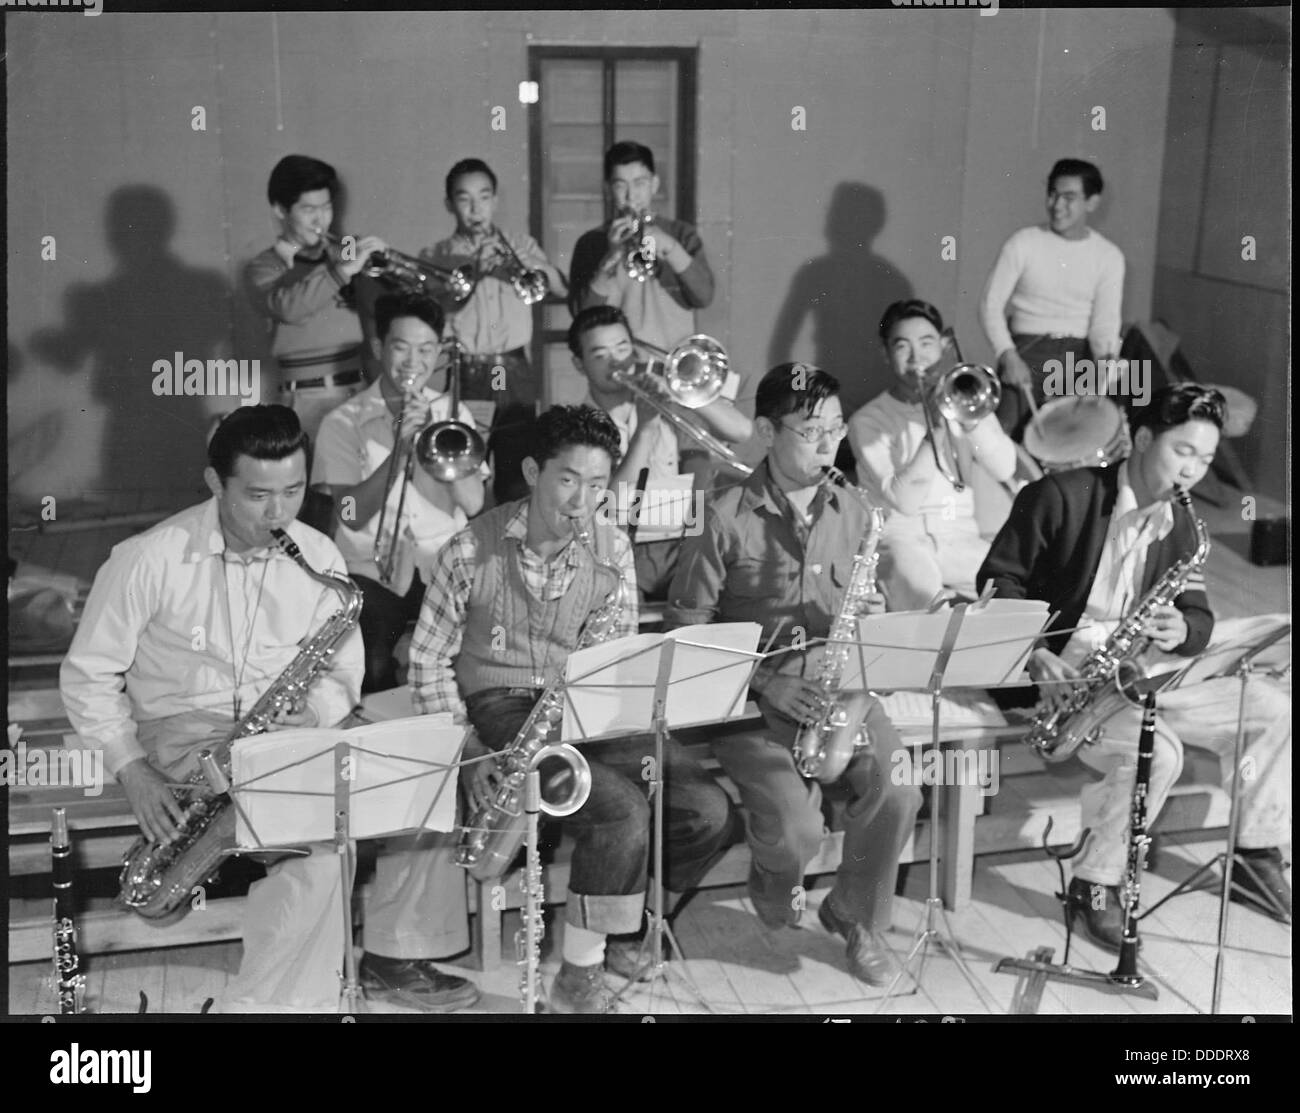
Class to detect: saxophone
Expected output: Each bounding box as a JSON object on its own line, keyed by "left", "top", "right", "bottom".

{"left": 118, "top": 528, "right": 363, "bottom": 922}
{"left": 455, "top": 518, "right": 619, "bottom": 882}
{"left": 1028, "top": 486, "right": 1210, "bottom": 763}
{"left": 788, "top": 467, "right": 885, "bottom": 783}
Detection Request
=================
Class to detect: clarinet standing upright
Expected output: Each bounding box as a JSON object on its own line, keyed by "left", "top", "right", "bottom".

{"left": 1112, "top": 692, "right": 1158, "bottom": 988}
{"left": 52, "top": 806, "right": 87, "bottom": 1014}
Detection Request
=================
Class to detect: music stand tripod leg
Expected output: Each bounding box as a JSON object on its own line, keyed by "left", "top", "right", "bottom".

{"left": 334, "top": 742, "right": 366, "bottom": 1015}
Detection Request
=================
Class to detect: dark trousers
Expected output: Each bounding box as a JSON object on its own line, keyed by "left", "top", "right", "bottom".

{"left": 633, "top": 538, "right": 682, "bottom": 603}
{"left": 997, "top": 334, "right": 1093, "bottom": 442}
{"left": 457, "top": 349, "right": 537, "bottom": 505}
{"left": 354, "top": 572, "right": 425, "bottom": 694}
{"left": 464, "top": 687, "right": 738, "bottom": 934}
{"left": 713, "top": 700, "right": 921, "bottom": 931}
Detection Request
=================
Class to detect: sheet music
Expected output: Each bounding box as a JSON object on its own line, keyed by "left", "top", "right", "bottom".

{"left": 614, "top": 473, "right": 698, "bottom": 542}
{"left": 876, "top": 689, "right": 1010, "bottom": 729}
{"left": 561, "top": 622, "right": 761, "bottom": 740}
{"left": 231, "top": 715, "right": 464, "bottom": 847}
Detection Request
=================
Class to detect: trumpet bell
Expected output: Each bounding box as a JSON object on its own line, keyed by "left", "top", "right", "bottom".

{"left": 663, "top": 335, "right": 730, "bottom": 409}
{"left": 365, "top": 250, "right": 476, "bottom": 308}
{"left": 414, "top": 420, "right": 487, "bottom": 482}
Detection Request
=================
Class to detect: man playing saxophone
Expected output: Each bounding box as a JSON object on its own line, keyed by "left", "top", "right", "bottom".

{"left": 978, "top": 384, "right": 1291, "bottom": 948}
{"left": 60, "top": 406, "right": 367, "bottom": 1012}
{"left": 408, "top": 405, "right": 737, "bottom": 1012}
{"left": 665, "top": 365, "right": 922, "bottom": 985}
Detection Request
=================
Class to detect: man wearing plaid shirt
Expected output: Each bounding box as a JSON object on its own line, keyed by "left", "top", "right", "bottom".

{"left": 410, "top": 405, "right": 737, "bottom": 1013}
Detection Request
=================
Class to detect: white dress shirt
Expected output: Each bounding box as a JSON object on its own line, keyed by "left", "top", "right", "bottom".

{"left": 59, "top": 499, "right": 364, "bottom": 776}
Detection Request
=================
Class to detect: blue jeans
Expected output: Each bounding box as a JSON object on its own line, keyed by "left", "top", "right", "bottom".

{"left": 464, "top": 688, "right": 738, "bottom": 935}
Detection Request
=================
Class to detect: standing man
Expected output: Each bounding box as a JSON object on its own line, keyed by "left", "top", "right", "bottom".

{"left": 421, "top": 158, "right": 566, "bottom": 504}
{"left": 980, "top": 158, "right": 1126, "bottom": 440}
{"left": 665, "top": 364, "right": 922, "bottom": 985}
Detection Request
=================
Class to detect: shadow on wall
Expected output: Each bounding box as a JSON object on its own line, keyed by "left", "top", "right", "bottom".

{"left": 26, "top": 185, "right": 234, "bottom": 512}
{"left": 766, "top": 181, "right": 914, "bottom": 419}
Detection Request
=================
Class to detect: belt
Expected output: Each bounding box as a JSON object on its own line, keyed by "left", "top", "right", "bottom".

{"left": 282, "top": 369, "right": 364, "bottom": 392}
{"left": 462, "top": 348, "right": 527, "bottom": 368}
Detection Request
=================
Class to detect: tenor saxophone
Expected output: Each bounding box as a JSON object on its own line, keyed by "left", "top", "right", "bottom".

{"left": 454, "top": 518, "right": 620, "bottom": 882}
{"left": 788, "top": 468, "right": 885, "bottom": 783}
{"left": 118, "top": 528, "right": 362, "bottom": 922}
{"left": 1028, "top": 486, "right": 1210, "bottom": 763}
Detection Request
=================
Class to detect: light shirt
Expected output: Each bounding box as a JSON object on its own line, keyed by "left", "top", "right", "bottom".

{"left": 848, "top": 391, "right": 1015, "bottom": 533}
{"left": 59, "top": 500, "right": 364, "bottom": 776}
{"left": 1061, "top": 460, "right": 1175, "bottom": 670}
{"left": 421, "top": 228, "right": 551, "bottom": 354}
{"left": 584, "top": 390, "right": 681, "bottom": 527}
{"left": 979, "top": 225, "right": 1125, "bottom": 358}
{"left": 313, "top": 379, "right": 477, "bottom": 595}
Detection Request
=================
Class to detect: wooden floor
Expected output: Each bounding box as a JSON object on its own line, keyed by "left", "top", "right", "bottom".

{"left": 10, "top": 835, "right": 1290, "bottom": 1017}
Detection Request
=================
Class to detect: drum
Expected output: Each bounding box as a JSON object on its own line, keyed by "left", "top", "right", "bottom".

{"left": 1023, "top": 396, "right": 1131, "bottom": 473}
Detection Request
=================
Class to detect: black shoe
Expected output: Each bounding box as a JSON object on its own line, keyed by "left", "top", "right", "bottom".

{"left": 1231, "top": 849, "right": 1292, "bottom": 923}
{"left": 747, "top": 863, "right": 801, "bottom": 930}
{"left": 1066, "top": 877, "right": 1137, "bottom": 954}
{"left": 816, "top": 898, "right": 898, "bottom": 986}
{"left": 359, "top": 953, "right": 480, "bottom": 1013}
{"left": 606, "top": 932, "right": 671, "bottom": 983}
{"left": 550, "top": 960, "right": 618, "bottom": 1014}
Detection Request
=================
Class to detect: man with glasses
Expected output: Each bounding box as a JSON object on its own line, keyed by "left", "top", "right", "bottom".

{"left": 848, "top": 299, "right": 1017, "bottom": 611}
{"left": 665, "top": 364, "right": 922, "bottom": 985}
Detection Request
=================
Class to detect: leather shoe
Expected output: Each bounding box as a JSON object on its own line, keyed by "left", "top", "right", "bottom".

{"left": 817, "top": 898, "right": 897, "bottom": 986}
{"left": 1231, "top": 849, "right": 1292, "bottom": 923}
{"left": 1066, "top": 877, "right": 1141, "bottom": 954}
{"left": 359, "top": 953, "right": 480, "bottom": 1013}
{"left": 549, "top": 960, "right": 618, "bottom": 1014}
{"left": 606, "top": 933, "right": 670, "bottom": 983}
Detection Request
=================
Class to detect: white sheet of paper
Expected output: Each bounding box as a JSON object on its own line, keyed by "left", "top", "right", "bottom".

{"left": 842, "top": 601, "right": 1050, "bottom": 691}
{"left": 231, "top": 715, "right": 464, "bottom": 847}
{"left": 619, "top": 474, "right": 698, "bottom": 542}
{"left": 561, "top": 623, "right": 761, "bottom": 741}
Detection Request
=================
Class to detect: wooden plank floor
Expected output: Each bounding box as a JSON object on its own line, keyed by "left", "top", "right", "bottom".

{"left": 11, "top": 835, "right": 1289, "bottom": 1016}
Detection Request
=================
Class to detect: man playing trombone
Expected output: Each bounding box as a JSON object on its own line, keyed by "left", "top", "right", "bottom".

{"left": 421, "top": 159, "right": 567, "bottom": 504}
{"left": 313, "top": 291, "right": 487, "bottom": 694}
{"left": 848, "top": 299, "right": 1017, "bottom": 611}
{"left": 569, "top": 305, "right": 752, "bottom": 600}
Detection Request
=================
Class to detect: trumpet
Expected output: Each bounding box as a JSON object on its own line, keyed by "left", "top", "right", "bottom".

{"left": 620, "top": 208, "right": 658, "bottom": 282}
{"left": 613, "top": 334, "right": 754, "bottom": 477}
{"left": 914, "top": 331, "right": 1001, "bottom": 491}
{"left": 479, "top": 225, "right": 549, "bottom": 306}
{"left": 373, "top": 339, "right": 487, "bottom": 585}
{"left": 319, "top": 233, "right": 477, "bottom": 308}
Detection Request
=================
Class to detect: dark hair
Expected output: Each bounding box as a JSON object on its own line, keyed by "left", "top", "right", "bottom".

{"left": 374, "top": 291, "right": 444, "bottom": 342}
{"left": 878, "top": 299, "right": 945, "bottom": 344}
{"left": 445, "top": 158, "right": 498, "bottom": 199}
{"left": 207, "top": 405, "right": 310, "bottom": 481}
{"left": 529, "top": 405, "right": 622, "bottom": 471}
{"left": 1130, "top": 384, "right": 1226, "bottom": 439}
{"left": 604, "top": 140, "right": 655, "bottom": 181}
{"left": 267, "top": 155, "right": 339, "bottom": 210}
{"left": 1048, "top": 158, "right": 1104, "bottom": 198}
{"left": 755, "top": 363, "right": 841, "bottom": 423}
{"left": 567, "top": 305, "right": 631, "bottom": 358}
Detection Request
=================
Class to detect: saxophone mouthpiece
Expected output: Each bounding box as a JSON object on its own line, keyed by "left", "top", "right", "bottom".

{"left": 270, "top": 527, "right": 303, "bottom": 563}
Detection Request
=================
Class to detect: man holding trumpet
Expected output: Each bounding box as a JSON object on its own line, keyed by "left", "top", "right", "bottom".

{"left": 848, "top": 299, "right": 1017, "bottom": 611}
{"left": 313, "top": 291, "right": 487, "bottom": 694}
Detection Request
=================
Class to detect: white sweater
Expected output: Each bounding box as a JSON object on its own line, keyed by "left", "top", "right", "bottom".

{"left": 979, "top": 225, "right": 1125, "bottom": 358}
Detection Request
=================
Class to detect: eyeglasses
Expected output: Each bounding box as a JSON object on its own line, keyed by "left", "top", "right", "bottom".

{"left": 779, "top": 419, "right": 848, "bottom": 444}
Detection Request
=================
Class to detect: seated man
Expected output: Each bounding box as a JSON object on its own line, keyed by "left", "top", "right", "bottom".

{"left": 849, "top": 299, "right": 1017, "bottom": 611}
{"left": 665, "top": 364, "right": 922, "bottom": 985}
{"left": 409, "top": 405, "right": 737, "bottom": 1012}
{"left": 568, "top": 304, "right": 752, "bottom": 600}
{"left": 979, "top": 384, "right": 1291, "bottom": 948}
{"left": 60, "top": 405, "right": 477, "bottom": 1012}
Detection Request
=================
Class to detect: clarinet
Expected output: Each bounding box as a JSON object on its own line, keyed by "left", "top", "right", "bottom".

{"left": 51, "top": 807, "right": 87, "bottom": 1014}
{"left": 1112, "top": 692, "right": 1157, "bottom": 986}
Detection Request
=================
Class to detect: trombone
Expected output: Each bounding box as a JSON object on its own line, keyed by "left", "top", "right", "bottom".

{"left": 321, "top": 233, "right": 477, "bottom": 308}
{"left": 479, "top": 225, "right": 549, "bottom": 305}
{"left": 372, "top": 339, "right": 487, "bottom": 585}
{"left": 914, "top": 330, "right": 1001, "bottom": 492}
{"left": 613, "top": 334, "right": 754, "bottom": 477}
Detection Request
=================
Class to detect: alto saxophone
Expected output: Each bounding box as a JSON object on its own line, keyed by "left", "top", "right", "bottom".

{"left": 1028, "top": 486, "right": 1210, "bottom": 763}
{"left": 455, "top": 518, "right": 619, "bottom": 881}
{"left": 118, "top": 528, "right": 363, "bottom": 922}
{"left": 789, "top": 468, "right": 886, "bottom": 783}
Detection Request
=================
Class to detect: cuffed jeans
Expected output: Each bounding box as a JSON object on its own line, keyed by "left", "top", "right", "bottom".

{"left": 997, "top": 334, "right": 1092, "bottom": 442}
{"left": 712, "top": 699, "right": 922, "bottom": 932}
{"left": 465, "top": 687, "right": 737, "bottom": 936}
{"left": 1072, "top": 661, "right": 1291, "bottom": 886}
